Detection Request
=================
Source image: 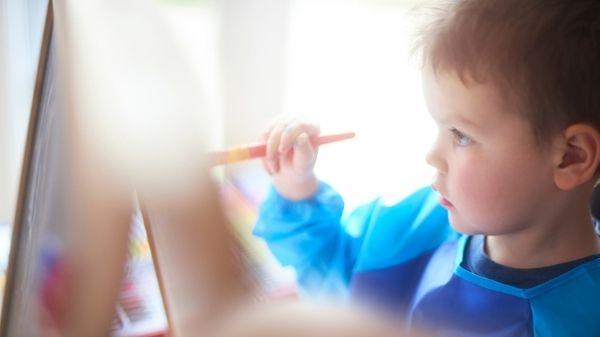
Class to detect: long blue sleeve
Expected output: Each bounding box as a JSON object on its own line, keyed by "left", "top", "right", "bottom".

{"left": 253, "top": 182, "right": 372, "bottom": 297}
{"left": 253, "top": 182, "right": 454, "bottom": 298}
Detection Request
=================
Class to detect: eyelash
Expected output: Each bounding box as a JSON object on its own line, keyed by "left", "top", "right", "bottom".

{"left": 449, "top": 127, "right": 472, "bottom": 146}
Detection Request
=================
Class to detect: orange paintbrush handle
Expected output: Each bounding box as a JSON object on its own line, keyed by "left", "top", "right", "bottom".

{"left": 211, "top": 132, "right": 355, "bottom": 165}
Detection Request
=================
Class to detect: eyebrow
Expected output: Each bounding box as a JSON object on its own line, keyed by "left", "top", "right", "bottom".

{"left": 430, "top": 109, "right": 480, "bottom": 129}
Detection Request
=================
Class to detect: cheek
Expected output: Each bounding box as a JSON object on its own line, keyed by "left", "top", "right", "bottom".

{"left": 448, "top": 159, "right": 525, "bottom": 225}
{"left": 450, "top": 162, "right": 500, "bottom": 207}
{"left": 448, "top": 153, "right": 552, "bottom": 231}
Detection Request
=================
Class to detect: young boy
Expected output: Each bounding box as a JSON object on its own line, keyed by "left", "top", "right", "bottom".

{"left": 254, "top": 0, "right": 600, "bottom": 336}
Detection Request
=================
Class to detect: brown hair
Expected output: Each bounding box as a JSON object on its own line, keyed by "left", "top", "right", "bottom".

{"left": 414, "top": 0, "right": 600, "bottom": 144}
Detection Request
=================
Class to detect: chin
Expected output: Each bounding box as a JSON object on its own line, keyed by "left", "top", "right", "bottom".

{"left": 447, "top": 215, "right": 478, "bottom": 235}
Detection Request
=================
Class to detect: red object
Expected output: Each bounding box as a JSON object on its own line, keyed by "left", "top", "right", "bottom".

{"left": 211, "top": 132, "right": 356, "bottom": 165}
{"left": 39, "top": 254, "right": 72, "bottom": 332}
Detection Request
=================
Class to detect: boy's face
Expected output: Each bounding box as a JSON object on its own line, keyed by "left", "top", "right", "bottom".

{"left": 423, "top": 69, "right": 558, "bottom": 235}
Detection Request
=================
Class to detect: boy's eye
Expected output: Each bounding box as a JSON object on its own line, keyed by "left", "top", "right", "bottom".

{"left": 449, "top": 128, "right": 472, "bottom": 146}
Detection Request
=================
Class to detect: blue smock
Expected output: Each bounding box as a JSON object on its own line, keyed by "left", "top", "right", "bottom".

{"left": 254, "top": 182, "right": 600, "bottom": 336}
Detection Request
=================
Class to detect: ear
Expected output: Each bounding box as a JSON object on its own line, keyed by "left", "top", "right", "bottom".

{"left": 553, "top": 124, "right": 600, "bottom": 190}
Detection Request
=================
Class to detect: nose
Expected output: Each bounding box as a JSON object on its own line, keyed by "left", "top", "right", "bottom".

{"left": 425, "top": 136, "right": 447, "bottom": 174}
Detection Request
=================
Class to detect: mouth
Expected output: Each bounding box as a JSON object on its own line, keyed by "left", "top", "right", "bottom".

{"left": 432, "top": 184, "right": 454, "bottom": 208}
{"left": 439, "top": 195, "right": 454, "bottom": 208}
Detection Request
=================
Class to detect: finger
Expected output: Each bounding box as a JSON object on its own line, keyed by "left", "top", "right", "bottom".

{"left": 265, "top": 123, "right": 287, "bottom": 173}
{"left": 261, "top": 158, "right": 274, "bottom": 176}
{"left": 260, "top": 116, "right": 295, "bottom": 174}
{"left": 292, "top": 132, "right": 318, "bottom": 174}
{"left": 260, "top": 115, "right": 295, "bottom": 142}
{"left": 278, "top": 122, "right": 321, "bottom": 154}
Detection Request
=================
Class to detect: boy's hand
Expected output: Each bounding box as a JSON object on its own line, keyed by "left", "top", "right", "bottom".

{"left": 261, "top": 118, "right": 320, "bottom": 200}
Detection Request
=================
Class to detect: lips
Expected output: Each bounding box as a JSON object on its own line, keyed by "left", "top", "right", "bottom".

{"left": 439, "top": 196, "right": 453, "bottom": 208}
{"left": 432, "top": 184, "right": 453, "bottom": 208}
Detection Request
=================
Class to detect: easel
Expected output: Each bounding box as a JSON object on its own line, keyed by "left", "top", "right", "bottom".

{"left": 0, "top": 1, "right": 252, "bottom": 336}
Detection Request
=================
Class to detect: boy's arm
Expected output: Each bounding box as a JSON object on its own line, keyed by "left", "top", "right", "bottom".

{"left": 257, "top": 117, "right": 357, "bottom": 296}
{"left": 254, "top": 183, "right": 455, "bottom": 299}
{"left": 253, "top": 181, "right": 373, "bottom": 298}
{"left": 255, "top": 118, "right": 453, "bottom": 297}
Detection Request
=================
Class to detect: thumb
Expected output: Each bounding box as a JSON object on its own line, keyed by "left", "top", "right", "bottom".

{"left": 292, "top": 132, "right": 317, "bottom": 174}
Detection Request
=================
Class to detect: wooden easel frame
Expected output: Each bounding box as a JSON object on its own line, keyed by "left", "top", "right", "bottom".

{"left": 139, "top": 200, "right": 173, "bottom": 336}
{"left": 0, "top": 1, "right": 53, "bottom": 335}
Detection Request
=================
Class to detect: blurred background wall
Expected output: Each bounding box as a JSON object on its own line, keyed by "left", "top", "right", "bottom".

{"left": 160, "top": 0, "right": 435, "bottom": 209}
{"left": 0, "top": 0, "right": 436, "bottom": 228}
